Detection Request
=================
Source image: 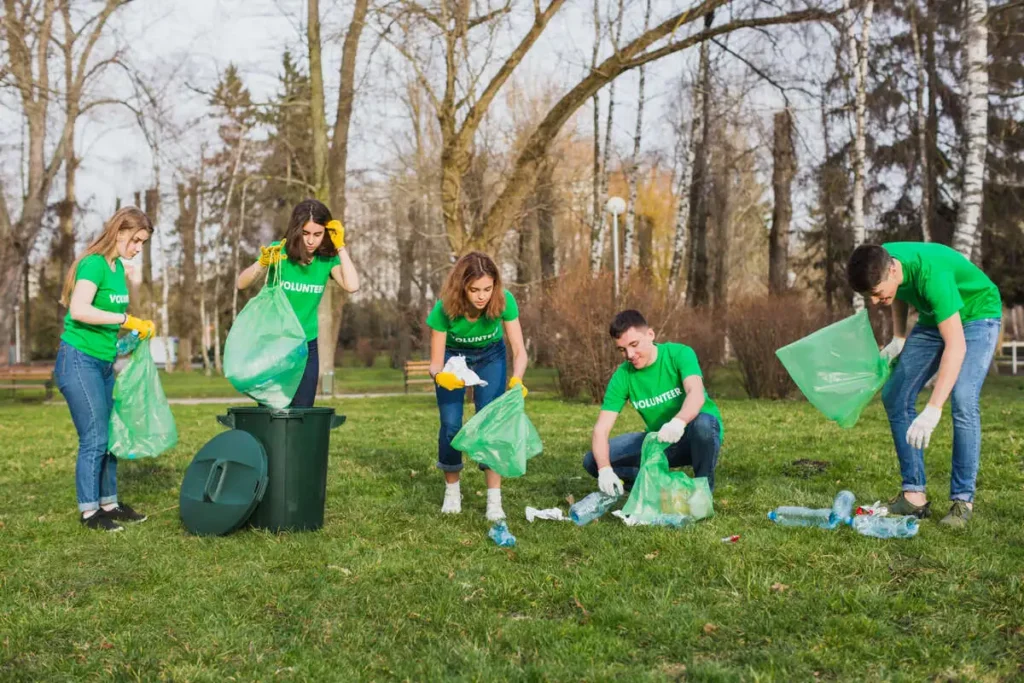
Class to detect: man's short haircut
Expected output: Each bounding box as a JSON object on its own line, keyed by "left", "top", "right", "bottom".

{"left": 847, "top": 244, "right": 893, "bottom": 293}
{"left": 609, "top": 309, "right": 648, "bottom": 339}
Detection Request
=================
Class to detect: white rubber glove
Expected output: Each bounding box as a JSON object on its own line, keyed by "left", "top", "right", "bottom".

{"left": 906, "top": 405, "right": 941, "bottom": 450}
{"left": 880, "top": 336, "right": 906, "bottom": 364}
{"left": 656, "top": 418, "right": 687, "bottom": 444}
{"left": 597, "top": 466, "right": 624, "bottom": 497}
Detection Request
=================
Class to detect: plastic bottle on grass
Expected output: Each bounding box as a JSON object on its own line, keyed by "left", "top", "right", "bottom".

{"left": 832, "top": 490, "right": 856, "bottom": 526}
{"left": 569, "top": 491, "right": 619, "bottom": 526}
{"left": 767, "top": 506, "right": 839, "bottom": 529}
{"left": 116, "top": 330, "right": 141, "bottom": 356}
{"left": 852, "top": 514, "right": 918, "bottom": 539}
{"left": 488, "top": 521, "right": 516, "bottom": 547}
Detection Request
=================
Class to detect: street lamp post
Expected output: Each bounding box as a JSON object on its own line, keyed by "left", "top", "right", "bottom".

{"left": 605, "top": 196, "right": 626, "bottom": 300}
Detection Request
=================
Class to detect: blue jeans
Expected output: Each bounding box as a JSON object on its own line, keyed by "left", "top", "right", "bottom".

{"left": 290, "top": 339, "right": 319, "bottom": 409}
{"left": 582, "top": 412, "right": 722, "bottom": 490}
{"left": 436, "top": 341, "right": 507, "bottom": 472}
{"left": 54, "top": 341, "right": 118, "bottom": 512}
{"left": 881, "top": 318, "right": 1001, "bottom": 503}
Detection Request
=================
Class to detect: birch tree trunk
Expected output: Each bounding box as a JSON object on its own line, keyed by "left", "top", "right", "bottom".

{"left": 685, "top": 12, "right": 715, "bottom": 307}
{"left": 623, "top": 0, "right": 652, "bottom": 275}
{"left": 910, "top": 1, "right": 931, "bottom": 242}
{"left": 589, "top": 0, "right": 603, "bottom": 273}
{"left": 845, "top": 0, "right": 874, "bottom": 311}
{"left": 953, "top": 0, "right": 988, "bottom": 262}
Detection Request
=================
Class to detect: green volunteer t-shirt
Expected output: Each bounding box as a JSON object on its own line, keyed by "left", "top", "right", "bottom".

{"left": 267, "top": 241, "right": 340, "bottom": 341}
{"left": 885, "top": 242, "right": 1002, "bottom": 326}
{"left": 425, "top": 289, "right": 519, "bottom": 349}
{"left": 60, "top": 254, "right": 130, "bottom": 362}
{"left": 601, "top": 342, "right": 723, "bottom": 437}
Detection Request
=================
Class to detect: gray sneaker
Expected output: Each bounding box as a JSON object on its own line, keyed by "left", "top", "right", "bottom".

{"left": 887, "top": 492, "right": 931, "bottom": 519}
{"left": 939, "top": 501, "right": 972, "bottom": 528}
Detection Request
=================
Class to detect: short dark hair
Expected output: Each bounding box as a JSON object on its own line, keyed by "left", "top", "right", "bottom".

{"left": 609, "top": 310, "right": 648, "bottom": 339}
{"left": 847, "top": 244, "right": 892, "bottom": 293}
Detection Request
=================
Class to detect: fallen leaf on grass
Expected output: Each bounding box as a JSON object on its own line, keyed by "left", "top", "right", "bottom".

{"left": 770, "top": 583, "right": 789, "bottom": 593}
{"left": 460, "top": 539, "right": 473, "bottom": 547}
{"left": 703, "top": 623, "right": 718, "bottom": 634}
{"left": 409, "top": 470, "right": 418, "bottom": 478}
{"left": 565, "top": 494, "right": 575, "bottom": 506}
{"left": 644, "top": 551, "right": 659, "bottom": 560}
{"left": 327, "top": 565, "right": 352, "bottom": 575}
{"left": 99, "top": 641, "right": 113, "bottom": 650}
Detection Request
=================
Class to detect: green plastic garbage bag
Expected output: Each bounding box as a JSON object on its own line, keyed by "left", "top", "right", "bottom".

{"left": 621, "top": 434, "right": 714, "bottom": 522}
{"left": 224, "top": 267, "right": 308, "bottom": 409}
{"left": 108, "top": 339, "right": 178, "bottom": 459}
{"left": 450, "top": 388, "right": 542, "bottom": 477}
{"left": 775, "top": 309, "right": 891, "bottom": 428}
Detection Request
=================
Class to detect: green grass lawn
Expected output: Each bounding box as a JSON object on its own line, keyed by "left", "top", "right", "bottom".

{"left": 1, "top": 377, "right": 1023, "bottom": 681}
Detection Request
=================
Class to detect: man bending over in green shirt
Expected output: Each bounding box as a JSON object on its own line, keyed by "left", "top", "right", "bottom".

{"left": 583, "top": 310, "right": 724, "bottom": 496}
{"left": 848, "top": 242, "right": 1001, "bottom": 527}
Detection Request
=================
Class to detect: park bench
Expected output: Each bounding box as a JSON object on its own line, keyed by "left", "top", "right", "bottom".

{"left": 402, "top": 359, "right": 475, "bottom": 400}
{"left": 0, "top": 364, "right": 55, "bottom": 399}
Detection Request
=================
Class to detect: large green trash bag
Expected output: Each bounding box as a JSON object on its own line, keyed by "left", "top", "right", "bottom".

{"left": 621, "top": 433, "right": 714, "bottom": 522}
{"left": 224, "top": 267, "right": 308, "bottom": 409}
{"left": 108, "top": 339, "right": 178, "bottom": 459}
{"left": 450, "top": 388, "right": 542, "bottom": 477}
{"left": 775, "top": 309, "right": 891, "bottom": 428}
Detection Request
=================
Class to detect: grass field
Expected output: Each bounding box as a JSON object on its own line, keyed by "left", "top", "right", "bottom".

{"left": 1, "top": 375, "right": 1022, "bottom": 681}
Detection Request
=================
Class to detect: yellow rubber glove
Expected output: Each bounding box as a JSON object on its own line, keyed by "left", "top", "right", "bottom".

{"left": 258, "top": 240, "right": 286, "bottom": 268}
{"left": 123, "top": 315, "right": 155, "bottom": 340}
{"left": 434, "top": 372, "right": 465, "bottom": 391}
{"left": 508, "top": 376, "right": 528, "bottom": 398}
{"left": 325, "top": 220, "right": 345, "bottom": 250}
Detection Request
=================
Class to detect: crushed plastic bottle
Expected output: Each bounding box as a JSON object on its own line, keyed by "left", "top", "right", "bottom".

{"left": 488, "top": 521, "right": 516, "bottom": 547}
{"left": 767, "top": 506, "right": 840, "bottom": 529}
{"left": 855, "top": 501, "right": 889, "bottom": 517}
{"left": 569, "top": 491, "right": 620, "bottom": 526}
{"left": 525, "top": 506, "right": 566, "bottom": 522}
{"left": 832, "top": 490, "right": 856, "bottom": 526}
{"left": 116, "top": 330, "right": 141, "bottom": 356}
{"left": 852, "top": 514, "right": 918, "bottom": 539}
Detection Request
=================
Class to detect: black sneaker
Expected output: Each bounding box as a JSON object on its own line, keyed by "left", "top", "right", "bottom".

{"left": 81, "top": 512, "right": 123, "bottom": 532}
{"left": 102, "top": 503, "right": 147, "bottom": 524}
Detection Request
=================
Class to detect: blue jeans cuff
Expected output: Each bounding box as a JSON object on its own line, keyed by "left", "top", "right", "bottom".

{"left": 436, "top": 461, "right": 464, "bottom": 473}
{"left": 902, "top": 485, "right": 927, "bottom": 493}
{"left": 79, "top": 502, "right": 100, "bottom": 512}
{"left": 100, "top": 496, "right": 118, "bottom": 506}
{"left": 950, "top": 493, "right": 974, "bottom": 503}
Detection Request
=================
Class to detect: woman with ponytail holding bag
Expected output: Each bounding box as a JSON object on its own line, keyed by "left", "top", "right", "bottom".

{"left": 56, "top": 207, "right": 156, "bottom": 532}
{"left": 236, "top": 198, "right": 359, "bottom": 407}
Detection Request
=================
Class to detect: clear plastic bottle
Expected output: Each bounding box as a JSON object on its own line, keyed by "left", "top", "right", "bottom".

{"left": 116, "top": 330, "right": 141, "bottom": 356}
{"left": 569, "top": 491, "right": 619, "bottom": 526}
{"left": 852, "top": 514, "right": 919, "bottom": 539}
{"left": 832, "top": 490, "right": 856, "bottom": 526}
{"left": 488, "top": 521, "right": 516, "bottom": 547}
{"left": 767, "top": 506, "right": 839, "bottom": 529}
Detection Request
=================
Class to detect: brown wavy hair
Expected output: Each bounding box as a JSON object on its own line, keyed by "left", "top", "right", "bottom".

{"left": 60, "top": 206, "right": 152, "bottom": 306}
{"left": 439, "top": 251, "right": 505, "bottom": 320}
{"left": 284, "top": 198, "right": 338, "bottom": 264}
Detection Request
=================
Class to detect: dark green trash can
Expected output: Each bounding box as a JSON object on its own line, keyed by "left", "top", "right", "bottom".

{"left": 216, "top": 407, "right": 346, "bottom": 532}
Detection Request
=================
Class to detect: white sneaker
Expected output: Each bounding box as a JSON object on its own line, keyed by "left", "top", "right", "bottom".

{"left": 485, "top": 489, "right": 505, "bottom": 521}
{"left": 441, "top": 484, "right": 461, "bottom": 514}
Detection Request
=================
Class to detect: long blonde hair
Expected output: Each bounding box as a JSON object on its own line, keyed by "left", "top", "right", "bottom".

{"left": 439, "top": 251, "right": 506, "bottom": 320}
{"left": 60, "top": 207, "right": 152, "bottom": 306}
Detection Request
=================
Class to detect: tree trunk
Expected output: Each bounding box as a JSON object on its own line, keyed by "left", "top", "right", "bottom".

{"left": 910, "top": 1, "right": 931, "bottom": 242}
{"left": 623, "top": 0, "right": 652, "bottom": 275}
{"left": 536, "top": 160, "right": 557, "bottom": 285}
{"left": 769, "top": 109, "right": 795, "bottom": 295}
{"left": 952, "top": 0, "right": 988, "bottom": 262}
{"left": 176, "top": 181, "right": 199, "bottom": 372}
{"left": 589, "top": 0, "right": 603, "bottom": 273}
{"left": 713, "top": 137, "right": 732, "bottom": 315}
{"left": 308, "top": 0, "right": 329, "bottom": 199}
{"left": 846, "top": 0, "right": 874, "bottom": 311}
{"left": 686, "top": 13, "right": 715, "bottom": 308}
{"left": 638, "top": 214, "right": 654, "bottom": 281}
{"left": 328, "top": 0, "right": 368, "bottom": 220}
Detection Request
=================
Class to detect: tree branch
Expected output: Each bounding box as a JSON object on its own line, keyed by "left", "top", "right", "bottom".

{"left": 711, "top": 37, "right": 790, "bottom": 107}
{"left": 468, "top": 2, "right": 512, "bottom": 30}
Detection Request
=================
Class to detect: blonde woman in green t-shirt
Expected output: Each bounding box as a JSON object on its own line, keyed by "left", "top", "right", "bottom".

{"left": 236, "top": 199, "right": 359, "bottom": 407}
{"left": 425, "top": 252, "right": 528, "bottom": 521}
{"left": 55, "top": 207, "right": 157, "bottom": 532}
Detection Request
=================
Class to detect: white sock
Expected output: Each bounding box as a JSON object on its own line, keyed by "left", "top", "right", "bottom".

{"left": 485, "top": 489, "right": 505, "bottom": 521}
{"left": 442, "top": 481, "right": 461, "bottom": 514}
{"left": 82, "top": 510, "right": 98, "bottom": 519}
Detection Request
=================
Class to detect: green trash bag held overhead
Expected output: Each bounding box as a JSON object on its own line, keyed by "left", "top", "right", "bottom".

{"left": 621, "top": 434, "right": 714, "bottom": 523}
{"left": 108, "top": 339, "right": 178, "bottom": 459}
{"left": 450, "top": 388, "right": 542, "bottom": 478}
{"left": 223, "top": 265, "right": 308, "bottom": 409}
{"left": 775, "top": 309, "right": 891, "bottom": 429}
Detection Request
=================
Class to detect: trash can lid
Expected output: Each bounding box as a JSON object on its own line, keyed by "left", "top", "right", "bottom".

{"left": 179, "top": 430, "right": 268, "bottom": 536}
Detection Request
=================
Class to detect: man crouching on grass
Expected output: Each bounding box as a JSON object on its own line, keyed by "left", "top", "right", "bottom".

{"left": 583, "top": 310, "right": 724, "bottom": 496}
{"left": 847, "top": 242, "right": 1001, "bottom": 528}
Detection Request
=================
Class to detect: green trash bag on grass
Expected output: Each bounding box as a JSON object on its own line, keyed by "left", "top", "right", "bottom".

{"left": 224, "top": 265, "right": 308, "bottom": 409}
{"left": 450, "top": 388, "right": 542, "bottom": 477}
{"left": 775, "top": 309, "right": 891, "bottom": 428}
{"left": 621, "top": 434, "right": 714, "bottom": 522}
{"left": 108, "top": 339, "right": 178, "bottom": 459}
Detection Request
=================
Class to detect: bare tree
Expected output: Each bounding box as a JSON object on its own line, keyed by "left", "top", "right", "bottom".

{"left": 686, "top": 12, "right": 715, "bottom": 307}
{"left": 769, "top": 108, "right": 795, "bottom": 294}
{"left": 844, "top": 0, "right": 874, "bottom": 310}
{"left": 953, "top": 0, "right": 988, "bottom": 262}
{"left": 0, "top": 0, "right": 130, "bottom": 353}
{"left": 623, "top": 0, "right": 653, "bottom": 275}
{"left": 909, "top": 1, "right": 930, "bottom": 242}
{"left": 591, "top": 0, "right": 624, "bottom": 273}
